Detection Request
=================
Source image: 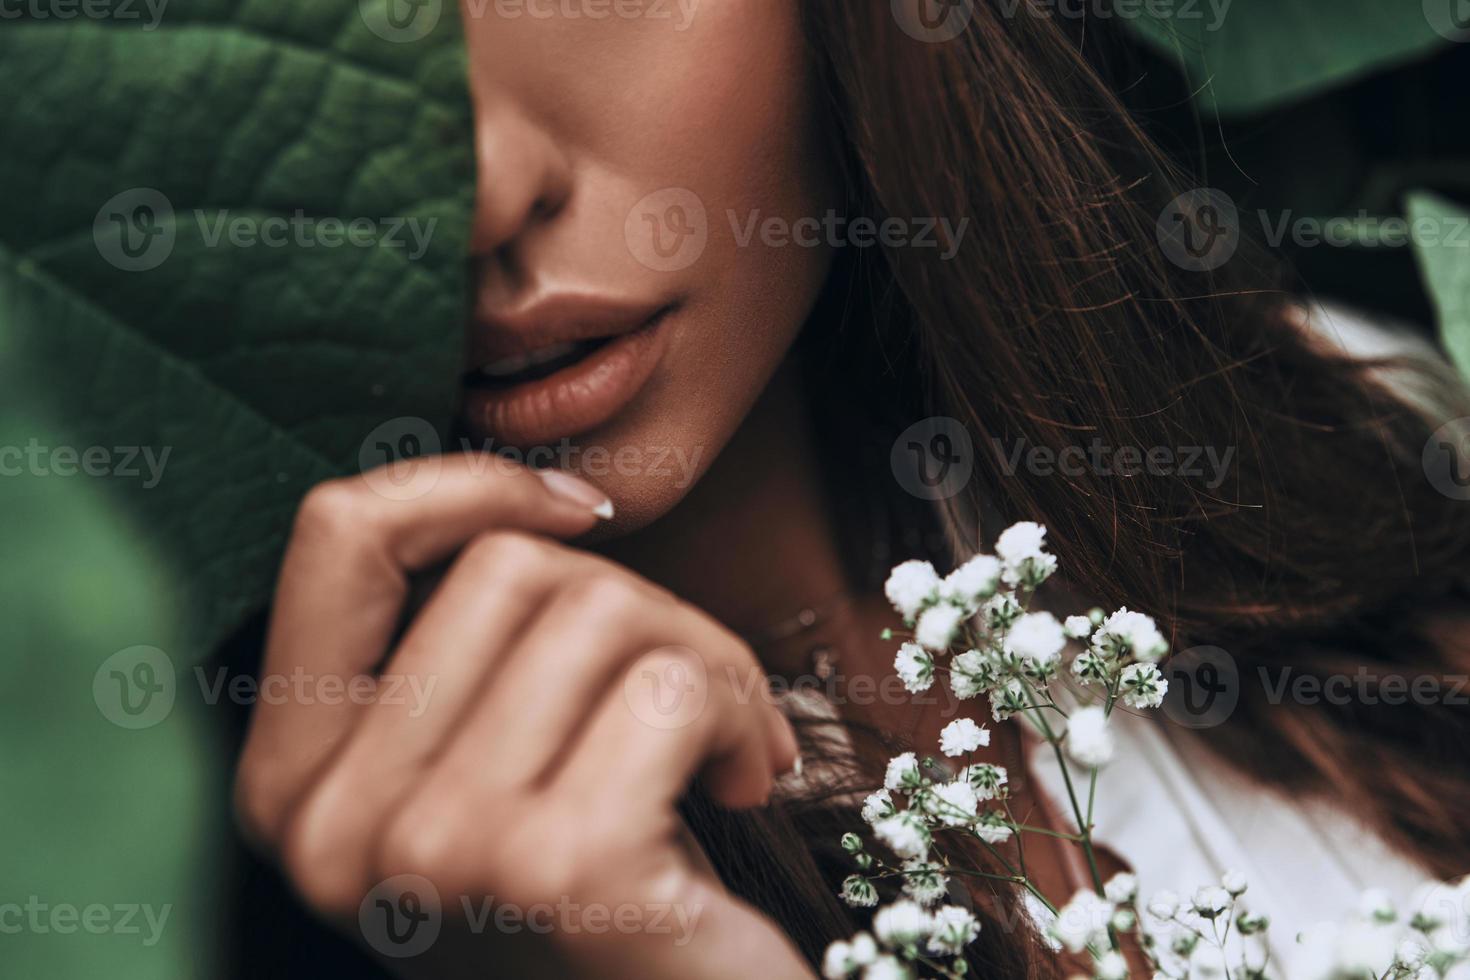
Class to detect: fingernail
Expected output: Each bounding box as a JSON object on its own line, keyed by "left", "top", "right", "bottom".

{"left": 536, "top": 468, "right": 615, "bottom": 519}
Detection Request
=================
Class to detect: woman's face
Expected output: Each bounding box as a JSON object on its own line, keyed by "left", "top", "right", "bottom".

{"left": 459, "top": 0, "right": 838, "bottom": 531}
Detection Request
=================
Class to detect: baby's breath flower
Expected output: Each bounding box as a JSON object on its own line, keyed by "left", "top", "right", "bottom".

{"left": 874, "top": 811, "right": 931, "bottom": 860}
{"left": 901, "top": 859, "right": 950, "bottom": 906}
{"left": 1104, "top": 871, "right": 1139, "bottom": 905}
{"left": 862, "top": 789, "right": 896, "bottom": 825}
{"left": 939, "top": 717, "right": 989, "bottom": 757}
{"left": 884, "top": 560, "right": 940, "bottom": 621}
{"left": 822, "top": 940, "right": 854, "bottom": 979}
{"left": 973, "top": 810, "right": 1015, "bottom": 845}
{"left": 1070, "top": 649, "right": 1111, "bottom": 686}
{"left": 989, "top": 678, "right": 1031, "bottom": 722}
{"left": 942, "top": 554, "right": 1002, "bottom": 607}
{"left": 842, "top": 875, "right": 880, "bottom": 908}
{"left": 928, "top": 905, "right": 981, "bottom": 955}
{"left": 884, "top": 753, "right": 922, "bottom": 792}
{"left": 995, "top": 521, "right": 1048, "bottom": 564}
{"left": 893, "top": 642, "right": 934, "bottom": 694}
{"left": 873, "top": 900, "right": 932, "bottom": 946}
{"left": 1147, "top": 891, "right": 1180, "bottom": 920}
{"left": 1191, "top": 885, "right": 1231, "bottom": 919}
{"left": 1094, "top": 949, "right": 1128, "bottom": 980}
{"left": 1096, "top": 607, "right": 1168, "bottom": 662}
{"left": 861, "top": 954, "right": 913, "bottom": 980}
{"left": 983, "top": 592, "right": 1022, "bottom": 630}
{"left": 925, "top": 779, "right": 979, "bottom": 827}
{"left": 1119, "top": 662, "right": 1168, "bottom": 709}
{"left": 915, "top": 601, "right": 966, "bottom": 652}
{"left": 1064, "top": 705, "right": 1114, "bottom": 768}
{"left": 1051, "top": 889, "right": 1115, "bottom": 954}
{"left": 949, "top": 648, "right": 994, "bottom": 700}
{"left": 1005, "top": 611, "right": 1067, "bottom": 666}
{"left": 960, "top": 763, "right": 1008, "bottom": 800}
{"left": 1063, "top": 614, "right": 1094, "bottom": 640}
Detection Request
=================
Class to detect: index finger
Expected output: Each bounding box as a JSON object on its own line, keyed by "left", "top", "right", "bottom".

{"left": 237, "top": 454, "right": 611, "bottom": 839}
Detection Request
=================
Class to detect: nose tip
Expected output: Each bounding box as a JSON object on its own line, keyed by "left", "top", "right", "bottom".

{"left": 469, "top": 104, "right": 572, "bottom": 257}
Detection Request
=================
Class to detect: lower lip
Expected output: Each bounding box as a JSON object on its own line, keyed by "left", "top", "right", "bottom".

{"left": 461, "top": 310, "right": 670, "bottom": 446}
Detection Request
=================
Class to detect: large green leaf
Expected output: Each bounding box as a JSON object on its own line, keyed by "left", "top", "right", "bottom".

{"left": 0, "top": 389, "right": 221, "bottom": 978}
{"left": 0, "top": 0, "right": 475, "bottom": 654}
{"left": 1408, "top": 191, "right": 1470, "bottom": 378}
{"left": 1124, "top": 0, "right": 1455, "bottom": 115}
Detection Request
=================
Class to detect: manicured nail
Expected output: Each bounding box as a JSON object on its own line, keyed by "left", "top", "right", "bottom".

{"left": 536, "top": 468, "right": 615, "bottom": 519}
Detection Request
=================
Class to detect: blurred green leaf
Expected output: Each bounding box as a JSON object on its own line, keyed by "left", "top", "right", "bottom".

{"left": 0, "top": 0, "right": 475, "bottom": 652}
{"left": 1408, "top": 191, "right": 1470, "bottom": 378}
{"left": 1125, "top": 0, "right": 1454, "bottom": 115}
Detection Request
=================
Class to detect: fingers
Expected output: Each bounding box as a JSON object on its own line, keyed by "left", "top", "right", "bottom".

{"left": 237, "top": 455, "right": 610, "bottom": 843}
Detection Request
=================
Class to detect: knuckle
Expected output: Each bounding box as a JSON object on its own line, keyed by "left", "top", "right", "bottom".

{"left": 279, "top": 789, "right": 364, "bottom": 919}
{"left": 377, "top": 798, "right": 468, "bottom": 889}
{"left": 565, "top": 574, "right": 648, "bottom": 620}
{"left": 458, "top": 529, "right": 549, "bottom": 578}
{"left": 293, "top": 479, "right": 374, "bottom": 545}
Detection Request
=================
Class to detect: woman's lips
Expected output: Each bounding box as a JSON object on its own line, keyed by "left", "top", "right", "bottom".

{"left": 460, "top": 304, "right": 672, "bottom": 447}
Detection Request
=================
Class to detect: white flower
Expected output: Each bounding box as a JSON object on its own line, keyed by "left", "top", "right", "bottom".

{"left": 942, "top": 554, "right": 1001, "bottom": 606}
{"left": 988, "top": 678, "right": 1030, "bottom": 722}
{"left": 1051, "top": 889, "right": 1114, "bottom": 954}
{"left": 848, "top": 933, "right": 878, "bottom": 967}
{"left": 1063, "top": 614, "right": 1094, "bottom": 640}
{"left": 1097, "top": 607, "right": 1167, "bottom": 662}
{"left": 996, "top": 521, "right": 1048, "bottom": 564}
{"left": 1104, "top": 872, "right": 1139, "bottom": 905}
{"left": 915, "top": 601, "right": 966, "bottom": 651}
{"left": 894, "top": 642, "right": 934, "bottom": 693}
{"left": 1005, "top": 611, "right": 1066, "bottom": 665}
{"left": 862, "top": 789, "right": 896, "bottom": 825}
{"left": 960, "top": 763, "right": 1007, "bottom": 800}
{"left": 1064, "top": 705, "right": 1114, "bottom": 768}
{"left": 1191, "top": 885, "right": 1230, "bottom": 918}
{"left": 860, "top": 955, "right": 911, "bottom": 980}
{"left": 928, "top": 905, "right": 980, "bottom": 955}
{"left": 1358, "top": 887, "right": 1395, "bottom": 923}
{"left": 924, "top": 779, "right": 978, "bottom": 826}
{"left": 901, "top": 859, "right": 949, "bottom": 906}
{"left": 950, "top": 648, "right": 996, "bottom": 699}
{"left": 874, "top": 812, "right": 930, "bottom": 860}
{"left": 884, "top": 560, "right": 940, "bottom": 620}
{"left": 1119, "top": 662, "right": 1168, "bottom": 709}
{"left": 884, "top": 752, "right": 921, "bottom": 792}
{"left": 973, "top": 811, "right": 1014, "bottom": 844}
{"left": 1070, "top": 649, "right": 1111, "bottom": 686}
{"left": 939, "top": 718, "right": 990, "bottom": 757}
{"left": 842, "top": 875, "right": 880, "bottom": 908}
{"left": 822, "top": 940, "right": 853, "bottom": 979}
{"left": 1147, "top": 890, "right": 1179, "bottom": 920}
{"left": 873, "top": 900, "right": 931, "bottom": 946}
{"left": 1095, "top": 950, "right": 1128, "bottom": 980}
{"left": 1221, "top": 869, "right": 1249, "bottom": 897}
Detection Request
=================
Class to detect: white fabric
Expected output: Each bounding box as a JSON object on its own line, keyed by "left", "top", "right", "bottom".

{"left": 1027, "top": 710, "right": 1433, "bottom": 971}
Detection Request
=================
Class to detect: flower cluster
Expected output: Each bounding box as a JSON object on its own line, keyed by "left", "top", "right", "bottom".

{"left": 826, "top": 522, "right": 1470, "bottom": 980}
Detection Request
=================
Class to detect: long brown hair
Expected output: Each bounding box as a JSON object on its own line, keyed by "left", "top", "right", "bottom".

{"left": 681, "top": 1, "right": 1470, "bottom": 975}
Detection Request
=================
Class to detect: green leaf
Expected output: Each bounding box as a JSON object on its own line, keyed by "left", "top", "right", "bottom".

{"left": 1124, "top": 0, "right": 1454, "bottom": 115}
{"left": 1407, "top": 191, "right": 1470, "bottom": 379}
{"left": 0, "top": 386, "right": 221, "bottom": 979}
{"left": 0, "top": 1, "right": 475, "bottom": 653}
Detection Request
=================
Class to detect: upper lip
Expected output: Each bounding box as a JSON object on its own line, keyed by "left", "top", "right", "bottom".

{"left": 467, "top": 293, "right": 672, "bottom": 369}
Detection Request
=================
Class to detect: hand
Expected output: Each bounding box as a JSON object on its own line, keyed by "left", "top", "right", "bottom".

{"left": 234, "top": 455, "right": 811, "bottom": 979}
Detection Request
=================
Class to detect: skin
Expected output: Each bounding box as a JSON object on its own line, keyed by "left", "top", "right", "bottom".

{"left": 235, "top": 1, "right": 1096, "bottom": 975}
